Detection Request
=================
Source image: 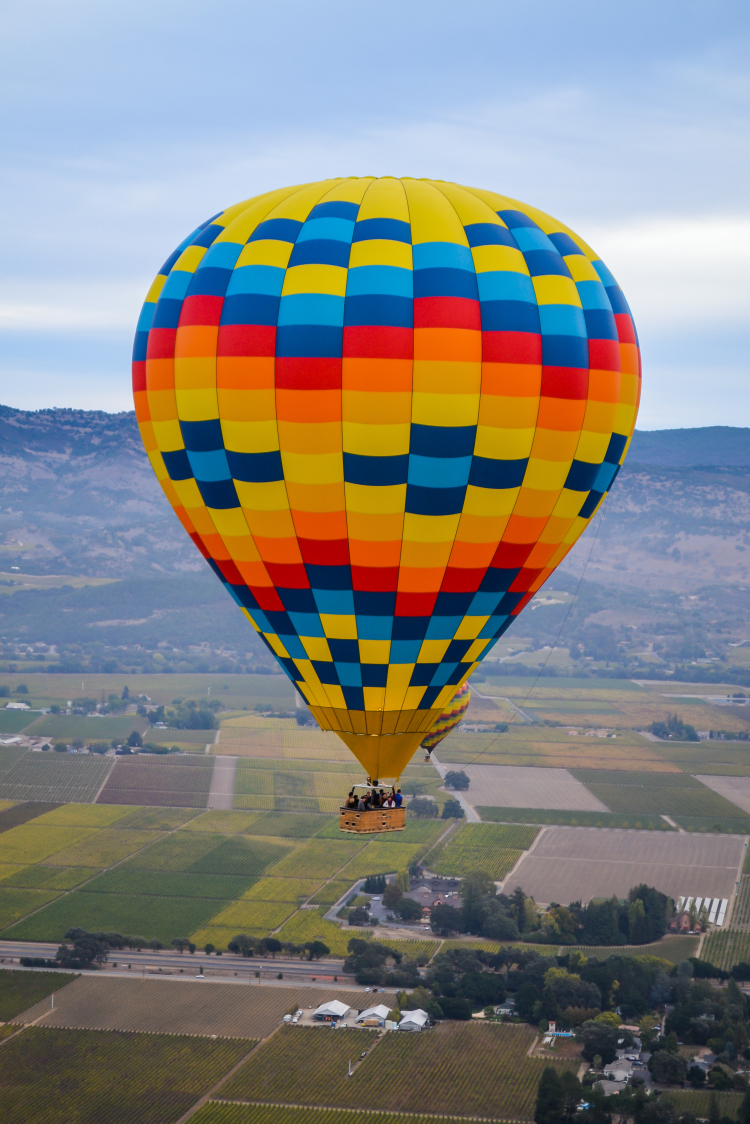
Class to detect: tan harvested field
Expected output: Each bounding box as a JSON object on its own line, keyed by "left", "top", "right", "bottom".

{"left": 697, "top": 775, "right": 750, "bottom": 814}
{"left": 504, "top": 825, "right": 745, "bottom": 904}
{"left": 15, "top": 976, "right": 374, "bottom": 1039}
{"left": 217, "top": 723, "right": 353, "bottom": 762}
{"left": 445, "top": 764, "right": 609, "bottom": 811}
{"left": 440, "top": 728, "right": 683, "bottom": 772}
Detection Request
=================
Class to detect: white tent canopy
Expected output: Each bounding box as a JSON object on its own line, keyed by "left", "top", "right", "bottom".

{"left": 356, "top": 1004, "right": 391, "bottom": 1023}
{"left": 313, "top": 1000, "right": 350, "bottom": 1019}
{"left": 399, "top": 1008, "right": 429, "bottom": 1030}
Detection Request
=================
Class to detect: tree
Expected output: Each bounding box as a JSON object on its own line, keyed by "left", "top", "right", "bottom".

{"left": 738, "top": 1089, "right": 750, "bottom": 1124}
{"left": 431, "top": 902, "right": 461, "bottom": 936}
{"left": 348, "top": 906, "right": 372, "bottom": 926}
{"left": 171, "top": 937, "right": 190, "bottom": 952}
{"left": 576, "top": 1020, "right": 620, "bottom": 1066}
{"left": 444, "top": 770, "right": 470, "bottom": 790}
{"left": 228, "top": 933, "right": 254, "bottom": 956}
{"left": 395, "top": 897, "right": 423, "bottom": 922}
{"left": 510, "top": 886, "right": 528, "bottom": 932}
{"left": 56, "top": 931, "right": 109, "bottom": 969}
{"left": 305, "top": 941, "right": 330, "bottom": 961}
{"left": 649, "top": 1050, "right": 688, "bottom": 1085}
{"left": 395, "top": 870, "right": 410, "bottom": 892}
{"left": 560, "top": 1071, "right": 582, "bottom": 1124}
{"left": 442, "top": 798, "right": 465, "bottom": 819}
{"left": 260, "top": 938, "right": 282, "bottom": 958}
{"left": 410, "top": 797, "right": 438, "bottom": 818}
{"left": 629, "top": 898, "right": 647, "bottom": 943}
{"left": 708, "top": 1093, "right": 721, "bottom": 1124}
{"left": 126, "top": 729, "right": 142, "bottom": 748}
{"left": 438, "top": 996, "right": 472, "bottom": 1020}
{"left": 535, "top": 1066, "right": 564, "bottom": 1124}
{"left": 383, "top": 883, "right": 403, "bottom": 910}
{"left": 688, "top": 1065, "right": 706, "bottom": 1087}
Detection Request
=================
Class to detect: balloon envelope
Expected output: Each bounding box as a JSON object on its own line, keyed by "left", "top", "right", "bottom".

{"left": 132, "top": 178, "right": 640, "bottom": 780}
{"left": 421, "top": 682, "right": 470, "bottom": 752}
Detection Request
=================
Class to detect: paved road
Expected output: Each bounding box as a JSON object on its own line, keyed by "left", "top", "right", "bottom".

{"left": 0, "top": 939, "right": 349, "bottom": 980}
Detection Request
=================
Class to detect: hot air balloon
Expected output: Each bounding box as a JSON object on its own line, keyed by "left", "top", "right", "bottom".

{"left": 421, "top": 682, "right": 470, "bottom": 761}
{"left": 132, "top": 177, "right": 640, "bottom": 832}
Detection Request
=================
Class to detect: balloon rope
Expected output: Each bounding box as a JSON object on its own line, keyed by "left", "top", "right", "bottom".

{"left": 463, "top": 496, "right": 609, "bottom": 768}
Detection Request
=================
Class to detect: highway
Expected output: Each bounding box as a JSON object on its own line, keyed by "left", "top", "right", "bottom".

{"left": 0, "top": 939, "right": 353, "bottom": 984}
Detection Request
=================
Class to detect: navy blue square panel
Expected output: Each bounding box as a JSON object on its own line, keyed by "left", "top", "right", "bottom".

{"left": 361, "top": 664, "right": 388, "bottom": 688}
{"left": 420, "top": 686, "right": 443, "bottom": 708}
{"left": 463, "top": 223, "right": 517, "bottom": 248}
{"left": 352, "top": 217, "right": 411, "bottom": 243}
{"left": 196, "top": 478, "right": 239, "bottom": 510}
{"left": 226, "top": 449, "right": 284, "bottom": 483}
{"left": 606, "top": 286, "right": 630, "bottom": 315}
{"left": 263, "top": 610, "right": 295, "bottom": 635}
{"left": 305, "top": 564, "right": 352, "bottom": 591}
{"left": 604, "top": 432, "right": 628, "bottom": 464}
{"left": 231, "top": 585, "right": 260, "bottom": 611}
{"left": 445, "top": 665, "right": 468, "bottom": 686}
{"left": 480, "top": 301, "right": 540, "bottom": 334}
{"left": 278, "top": 657, "right": 300, "bottom": 679}
{"left": 579, "top": 490, "right": 604, "bottom": 518}
{"left": 352, "top": 590, "right": 396, "bottom": 617}
{"left": 410, "top": 424, "right": 475, "bottom": 458}
{"left": 221, "top": 294, "right": 279, "bottom": 326}
{"left": 410, "top": 664, "right": 439, "bottom": 687}
{"left": 469, "top": 457, "right": 527, "bottom": 489}
{"left": 444, "top": 639, "right": 473, "bottom": 662}
{"left": 392, "top": 616, "right": 430, "bottom": 641}
{"left": 342, "top": 686, "right": 365, "bottom": 711}
{"left": 180, "top": 418, "right": 224, "bottom": 452}
{"left": 523, "top": 250, "right": 571, "bottom": 278}
{"left": 162, "top": 448, "right": 192, "bottom": 481}
{"left": 343, "top": 453, "right": 408, "bottom": 486}
{"left": 248, "top": 218, "right": 303, "bottom": 243}
{"left": 494, "top": 618, "right": 513, "bottom": 639}
{"left": 479, "top": 567, "right": 520, "bottom": 593}
{"left": 547, "top": 232, "right": 584, "bottom": 256}
{"left": 496, "top": 591, "right": 526, "bottom": 615}
{"left": 308, "top": 201, "right": 360, "bottom": 221}
{"left": 277, "top": 587, "right": 317, "bottom": 614}
{"left": 406, "top": 484, "right": 466, "bottom": 516}
{"left": 433, "top": 592, "right": 475, "bottom": 616}
{"left": 187, "top": 267, "right": 232, "bottom": 297}
{"left": 288, "top": 240, "right": 351, "bottom": 269}
{"left": 191, "top": 224, "right": 223, "bottom": 248}
{"left": 497, "top": 209, "right": 539, "bottom": 229}
{"left": 312, "top": 660, "right": 340, "bottom": 685}
{"left": 328, "top": 638, "right": 359, "bottom": 663}
{"left": 152, "top": 299, "right": 182, "bottom": 329}
{"left": 413, "top": 268, "right": 479, "bottom": 300}
{"left": 542, "top": 335, "right": 588, "bottom": 369}
{"left": 583, "top": 308, "right": 618, "bottom": 342}
{"left": 565, "top": 460, "right": 600, "bottom": 492}
{"left": 132, "top": 332, "right": 148, "bottom": 362}
{"left": 275, "top": 325, "right": 343, "bottom": 358}
{"left": 344, "top": 295, "right": 412, "bottom": 328}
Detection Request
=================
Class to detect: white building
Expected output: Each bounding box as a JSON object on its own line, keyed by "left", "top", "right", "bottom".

{"left": 356, "top": 1004, "right": 391, "bottom": 1027}
{"left": 398, "top": 1009, "right": 429, "bottom": 1031}
{"left": 313, "top": 1000, "right": 350, "bottom": 1022}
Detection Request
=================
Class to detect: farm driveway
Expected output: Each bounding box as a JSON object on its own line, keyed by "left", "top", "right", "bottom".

{"left": 696, "top": 776, "right": 750, "bottom": 815}
{"left": 442, "top": 764, "right": 610, "bottom": 811}
{"left": 208, "top": 756, "right": 236, "bottom": 811}
{"left": 503, "top": 825, "right": 744, "bottom": 904}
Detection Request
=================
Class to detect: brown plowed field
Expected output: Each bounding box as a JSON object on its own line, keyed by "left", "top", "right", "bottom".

{"left": 16, "top": 976, "right": 372, "bottom": 1039}
{"left": 97, "top": 755, "right": 214, "bottom": 808}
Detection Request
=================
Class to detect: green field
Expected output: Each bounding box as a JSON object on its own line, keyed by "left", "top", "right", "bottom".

{"left": 477, "top": 807, "right": 675, "bottom": 830}
{"left": 193, "top": 1108, "right": 484, "bottom": 1124}
{"left": 4, "top": 890, "right": 232, "bottom": 945}
{"left": 427, "top": 822, "right": 539, "bottom": 880}
{"left": 576, "top": 934, "right": 700, "bottom": 963}
{"left": 671, "top": 815, "right": 750, "bottom": 834}
{"left": 0, "top": 752, "right": 113, "bottom": 803}
{"left": 0, "top": 1026, "right": 251, "bottom": 1124}
{"left": 0, "top": 887, "right": 63, "bottom": 930}
{"left": 582, "top": 782, "right": 746, "bottom": 817}
{"left": 0, "top": 708, "right": 41, "bottom": 733}
{"left": 0, "top": 969, "right": 77, "bottom": 1021}
{"left": 702, "top": 928, "right": 750, "bottom": 971}
{"left": 218, "top": 1021, "right": 576, "bottom": 1120}
{"left": 83, "top": 869, "right": 257, "bottom": 899}
{"left": 662, "top": 1091, "right": 743, "bottom": 1120}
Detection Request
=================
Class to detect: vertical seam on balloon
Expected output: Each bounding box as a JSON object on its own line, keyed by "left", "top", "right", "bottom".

{"left": 431, "top": 181, "right": 488, "bottom": 657}
{"left": 273, "top": 181, "right": 347, "bottom": 716}
{"left": 461, "top": 187, "right": 543, "bottom": 641}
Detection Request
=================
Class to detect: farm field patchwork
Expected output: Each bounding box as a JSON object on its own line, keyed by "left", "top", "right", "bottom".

{"left": 0, "top": 969, "right": 77, "bottom": 1021}
{"left": 97, "top": 754, "right": 215, "bottom": 808}
{"left": 15, "top": 976, "right": 368, "bottom": 1039}
{"left": 43, "top": 828, "right": 166, "bottom": 867}
{"left": 0, "top": 1026, "right": 251, "bottom": 1124}
{"left": 82, "top": 869, "right": 258, "bottom": 899}
{"left": 0, "top": 752, "right": 113, "bottom": 803}
{"left": 24, "top": 714, "right": 149, "bottom": 740}
{"left": 274, "top": 907, "right": 365, "bottom": 955}
{"left": 219, "top": 1021, "right": 576, "bottom": 1120}
{"left": 243, "top": 877, "right": 323, "bottom": 902}
{"left": 191, "top": 1108, "right": 490, "bottom": 1124}
{"left": 267, "top": 839, "right": 364, "bottom": 880}
{"left": 337, "top": 841, "right": 428, "bottom": 880}
{"left": 0, "top": 800, "right": 59, "bottom": 831}
{"left": 504, "top": 825, "right": 745, "bottom": 903}
{"left": 0, "top": 708, "right": 42, "bottom": 733}
{"left": 445, "top": 763, "right": 609, "bottom": 812}
{"left": 696, "top": 775, "right": 750, "bottom": 815}
{"left": 0, "top": 823, "right": 96, "bottom": 864}
{"left": 1, "top": 865, "right": 93, "bottom": 890}
{"left": 575, "top": 773, "right": 747, "bottom": 818}
{"left": 438, "top": 728, "right": 678, "bottom": 771}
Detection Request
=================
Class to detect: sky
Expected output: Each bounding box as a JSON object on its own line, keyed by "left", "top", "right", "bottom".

{"left": 0, "top": 0, "right": 748, "bottom": 428}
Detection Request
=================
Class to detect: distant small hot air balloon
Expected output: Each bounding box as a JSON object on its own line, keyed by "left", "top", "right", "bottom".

{"left": 421, "top": 682, "right": 470, "bottom": 760}
{"left": 133, "top": 177, "right": 639, "bottom": 812}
